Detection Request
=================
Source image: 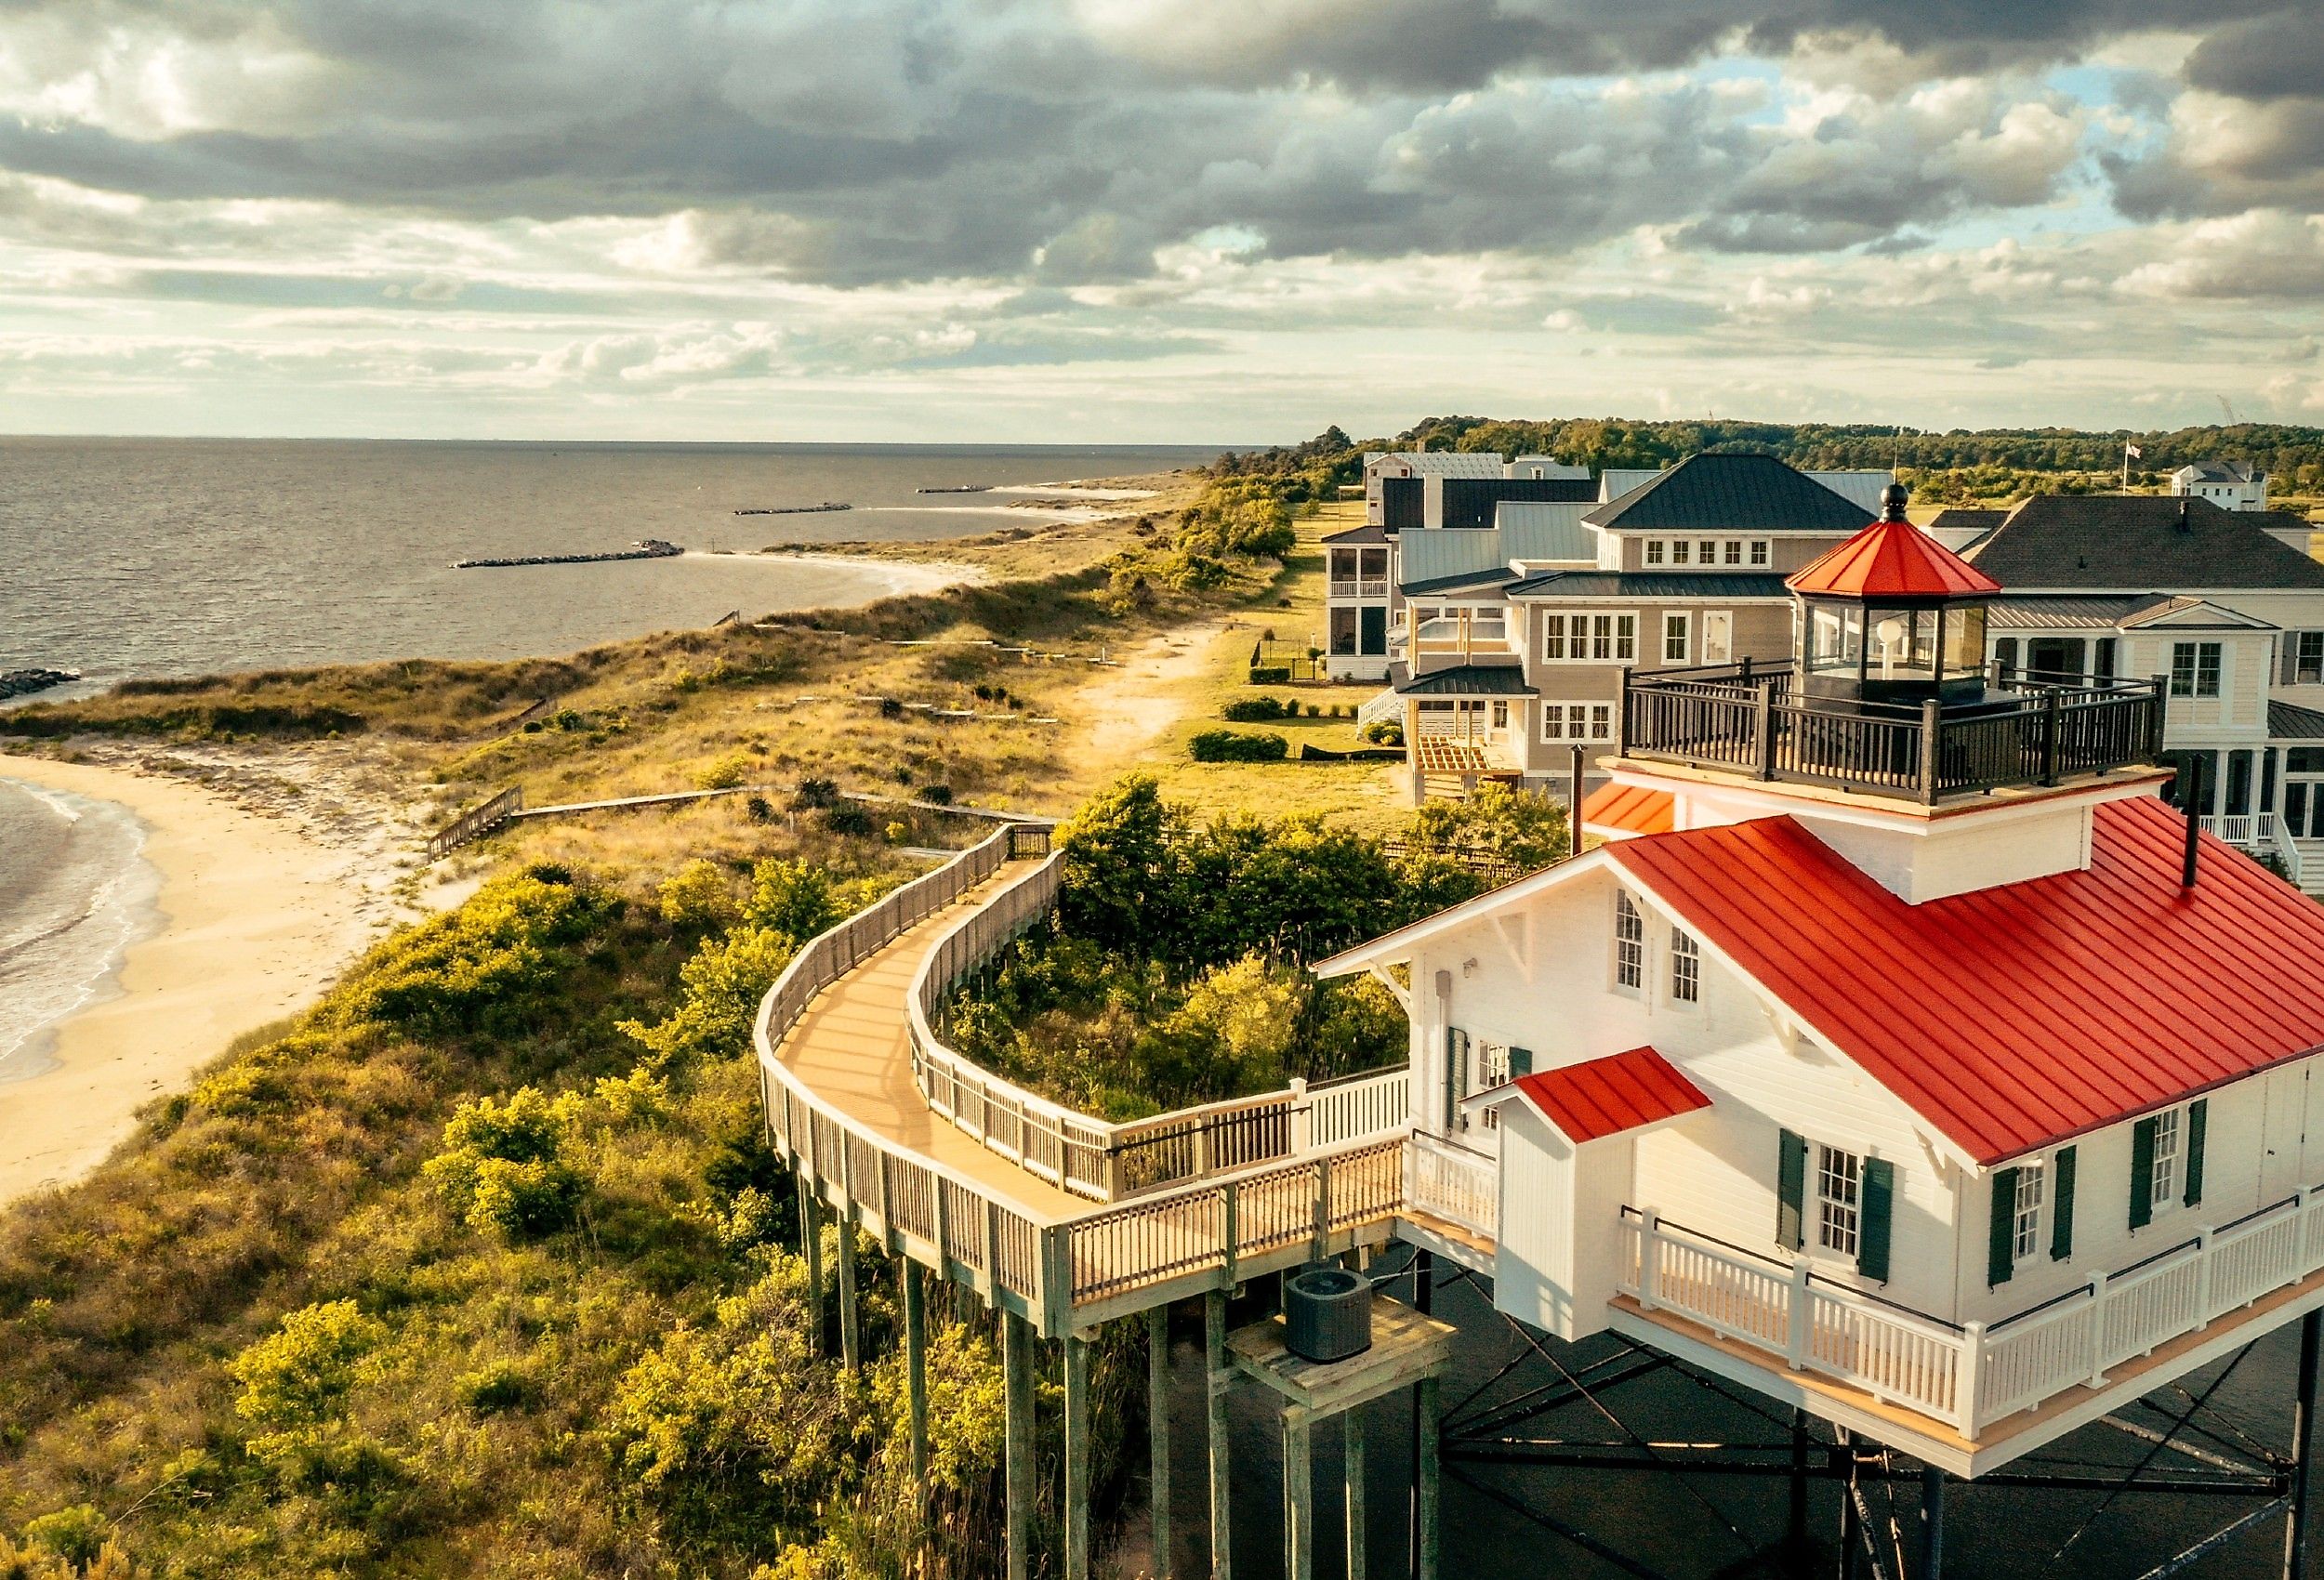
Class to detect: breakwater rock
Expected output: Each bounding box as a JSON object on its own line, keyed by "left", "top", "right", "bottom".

{"left": 0, "top": 668, "right": 79, "bottom": 700}
{"left": 454, "top": 539, "right": 682, "bottom": 570}
{"left": 734, "top": 502, "right": 852, "bottom": 516}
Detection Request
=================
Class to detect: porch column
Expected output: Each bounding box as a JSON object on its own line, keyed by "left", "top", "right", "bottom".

{"left": 1345, "top": 1406, "right": 1367, "bottom": 1580}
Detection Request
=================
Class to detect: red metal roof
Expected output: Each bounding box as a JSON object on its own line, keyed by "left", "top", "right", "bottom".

{"left": 1581, "top": 783, "right": 1675, "bottom": 837}
{"left": 1512, "top": 1046, "right": 1711, "bottom": 1143}
{"left": 1606, "top": 798, "right": 2324, "bottom": 1165}
{"left": 1786, "top": 516, "right": 2002, "bottom": 599}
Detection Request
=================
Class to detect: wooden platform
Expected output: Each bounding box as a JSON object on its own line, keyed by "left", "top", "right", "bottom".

{"left": 1230, "top": 1297, "right": 1457, "bottom": 1415}
{"left": 1412, "top": 738, "right": 1490, "bottom": 774}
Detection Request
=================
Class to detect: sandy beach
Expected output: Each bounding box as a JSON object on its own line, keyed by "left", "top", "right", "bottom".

{"left": 0, "top": 753, "right": 384, "bottom": 1205}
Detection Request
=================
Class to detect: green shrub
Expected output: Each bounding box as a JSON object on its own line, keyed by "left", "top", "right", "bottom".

{"left": 745, "top": 859, "right": 837, "bottom": 941}
{"left": 659, "top": 859, "right": 740, "bottom": 930}
{"left": 456, "top": 1363, "right": 535, "bottom": 1414}
{"left": 1221, "top": 697, "right": 1290, "bottom": 722}
{"left": 228, "top": 1299, "right": 389, "bottom": 1466}
{"left": 328, "top": 871, "right": 609, "bottom": 1037}
{"left": 621, "top": 926, "right": 799, "bottom": 1068}
{"left": 1362, "top": 719, "right": 1404, "bottom": 745}
{"left": 1188, "top": 730, "right": 1287, "bottom": 763}
{"left": 423, "top": 1086, "right": 584, "bottom": 1238}
{"left": 696, "top": 751, "right": 754, "bottom": 790}
{"left": 20, "top": 1506, "right": 109, "bottom": 1568}
{"left": 1247, "top": 666, "right": 1291, "bottom": 685}
{"left": 823, "top": 803, "right": 874, "bottom": 837}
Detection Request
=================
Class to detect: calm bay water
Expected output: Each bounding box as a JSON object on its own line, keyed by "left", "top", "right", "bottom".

{"left": 0, "top": 438, "right": 1220, "bottom": 690}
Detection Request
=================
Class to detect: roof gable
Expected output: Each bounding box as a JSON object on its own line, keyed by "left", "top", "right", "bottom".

{"left": 1605, "top": 800, "right": 2324, "bottom": 1165}
{"left": 1582, "top": 454, "right": 1876, "bottom": 535}
{"left": 1963, "top": 495, "right": 2324, "bottom": 590}
{"left": 2115, "top": 595, "right": 2277, "bottom": 631}
{"left": 1507, "top": 1047, "right": 1710, "bottom": 1143}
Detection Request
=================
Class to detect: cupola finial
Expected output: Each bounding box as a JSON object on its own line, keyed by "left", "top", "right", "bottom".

{"left": 1881, "top": 481, "right": 1909, "bottom": 523}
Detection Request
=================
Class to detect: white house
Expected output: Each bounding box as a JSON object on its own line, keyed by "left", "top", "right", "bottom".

{"left": 1317, "top": 509, "right": 2324, "bottom": 1480}
{"left": 2172, "top": 461, "right": 2270, "bottom": 512}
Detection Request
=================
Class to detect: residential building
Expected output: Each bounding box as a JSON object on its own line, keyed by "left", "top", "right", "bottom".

{"left": 1317, "top": 510, "right": 2324, "bottom": 1481}
{"left": 1388, "top": 453, "right": 1881, "bottom": 800}
{"left": 2172, "top": 460, "right": 2270, "bottom": 512}
{"left": 1960, "top": 494, "right": 2324, "bottom": 886}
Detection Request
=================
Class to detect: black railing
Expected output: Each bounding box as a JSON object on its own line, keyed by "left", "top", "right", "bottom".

{"left": 1618, "top": 662, "right": 2165, "bottom": 805}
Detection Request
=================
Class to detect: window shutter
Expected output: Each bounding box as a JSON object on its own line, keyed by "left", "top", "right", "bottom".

{"left": 1443, "top": 1026, "right": 1460, "bottom": 1128}
{"left": 1987, "top": 1166, "right": 2019, "bottom": 1287}
{"left": 1507, "top": 1047, "right": 1533, "bottom": 1077}
{"left": 2185, "top": 1099, "right": 2207, "bottom": 1206}
{"left": 2130, "top": 1117, "right": 2158, "bottom": 1229}
{"left": 2050, "top": 1146, "right": 2077, "bottom": 1261}
{"left": 1776, "top": 1130, "right": 1807, "bottom": 1251}
{"left": 2284, "top": 638, "right": 2301, "bottom": 688}
{"left": 1858, "top": 1158, "right": 1895, "bottom": 1284}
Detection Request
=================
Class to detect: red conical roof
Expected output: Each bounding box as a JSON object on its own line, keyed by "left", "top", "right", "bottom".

{"left": 1786, "top": 515, "right": 2001, "bottom": 598}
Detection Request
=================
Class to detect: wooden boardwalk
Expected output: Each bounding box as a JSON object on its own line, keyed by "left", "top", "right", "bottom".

{"left": 775, "top": 861, "right": 1089, "bottom": 1229}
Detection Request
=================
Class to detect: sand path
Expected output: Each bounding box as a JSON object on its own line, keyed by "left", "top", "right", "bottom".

{"left": 1074, "top": 618, "right": 1229, "bottom": 778}
{"left": 0, "top": 754, "right": 401, "bottom": 1205}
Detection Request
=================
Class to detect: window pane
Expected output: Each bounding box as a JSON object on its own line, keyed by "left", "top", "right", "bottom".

{"left": 2013, "top": 1163, "right": 2045, "bottom": 1261}
{"left": 1817, "top": 1145, "right": 1861, "bottom": 1257}
{"left": 1615, "top": 892, "right": 1644, "bottom": 989}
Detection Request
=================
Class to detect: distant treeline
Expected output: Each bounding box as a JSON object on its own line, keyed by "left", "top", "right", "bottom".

{"left": 1208, "top": 418, "right": 2324, "bottom": 498}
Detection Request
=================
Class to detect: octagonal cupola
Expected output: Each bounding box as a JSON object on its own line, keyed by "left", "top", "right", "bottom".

{"left": 1787, "top": 483, "right": 2003, "bottom": 707}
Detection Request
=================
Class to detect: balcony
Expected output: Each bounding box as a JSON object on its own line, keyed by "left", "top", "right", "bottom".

{"left": 1328, "top": 579, "right": 1391, "bottom": 600}
{"left": 1620, "top": 661, "right": 2164, "bottom": 805}
{"left": 1404, "top": 613, "right": 1516, "bottom": 663}
{"left": 2205, "top": 811, "right": 2307, "bottom": 888}
{"left": 1621, "top": 1195, "right": 2324, "bottom": 1447}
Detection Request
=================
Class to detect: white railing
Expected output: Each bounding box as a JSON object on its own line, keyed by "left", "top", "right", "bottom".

{"left": 1328, "top": 579, "right": 1390, "bottom": 599}
{"left": 904, "top": 836, "right": 1409, "bottom": 1202}
{"left": 1406, "top": 1131, "right": 1499, "bottom": 1239}
{"left": 1357, "top": 688, "right": 1402, "bottom": 727}
{"left": 2202, "top": 813, "right": 2259, "bottom": 846}
{"left": 2271, "top": 813, "right": 2307, "bottom": 889}
{"left": 1624, "top": 1191, "right": 2324, "bottom": 1440}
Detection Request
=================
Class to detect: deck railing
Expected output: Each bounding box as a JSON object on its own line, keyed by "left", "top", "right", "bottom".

{"left": 1623, "top": 1192, "right": 2324, "bottom": 1439}
{"left": 1620, "top": 662, "right": 2164, "bottom": 805}
{"left": 1407, "top": 1131, "right": 1499, "bottom": 1239}
{"left": 902, "top": 829, "right": 1411, "bottom": 1202}
{"left": 427, "top": 785, "right": 524, "bottom": 860}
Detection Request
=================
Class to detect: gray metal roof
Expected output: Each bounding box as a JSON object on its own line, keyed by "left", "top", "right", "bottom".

{"left": 1582, "top": 453, "right": 1876, "bottom": 534}
{"left": 1503, "top": 571, "right": 1792, "bottom": 600}
{"left": 1963, "top": 495, "right": 2324, "bottom": 590}
{"left": 1367, "top": 452, "right": 1507, "bottom": 478}
{"left": 1321, "top": 523, "right": 1390, "bottom": 545}
{"left": 1986, "top": 595, "right": 2154, "bottom": 630}
{"left": 1394, "top": 663, "right": 1538, "bottom": 697}
{"left": 1402, "top": 568, "right": 1517, "bottom": 597}
{"left": 2274, "top": 700, "right": 2324, "bottom": 740}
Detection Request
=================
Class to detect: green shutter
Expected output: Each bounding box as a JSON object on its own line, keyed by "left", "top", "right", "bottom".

{"left": 1506, "top": 1047, "right": 1533, "bottom": 1077}
{"left": 1777, "top": 1130, "right": 1807, "bottom": 1251}
{"left": 1443, "top": 1027, "right": 1460, "bottom": 1128}
{"left": 2130, "top": 1117, "right": 2158, "bottom": 1230}
{"left": 2185, "top": 1099, "right": 2208, "bottom": 1207}
{"left": 1858, "top": 1158, "right": 1895, "bottom": 1283}
{"left": 2050, "top": 1147, "right": 2077, "bottom": 1261}
{"left": 1987, "top": 1166, "right": 2019, "bottom": 1287}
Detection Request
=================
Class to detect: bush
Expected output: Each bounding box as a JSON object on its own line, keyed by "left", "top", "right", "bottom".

{"left": 328, "top": 871, "right": 609, "bottom": 1038}
{"left": 659, "top": 859, "right": 739, "bottom": 930}
{"left": 621, "top": 926, "right": 799, "bottom": 1068}
{"left": 791, "top": 777, "right": 838, "bottom": 810}
{"left": 919, "top": 783, "right": 953, "bottom": 806}
{"left": 20, "top": 1506, "right": 110, "bottom": 1568}
{"left": 423, "top": 1086, "right": 585, "bottom": 1238}
{"left": 744, "top": 858, "right": 837, "bottom": 941}
{"left": 1248, "top": 666, "right": 1291, "bottom": 685}
{"left": 228, "top": 1299, "right": 390, "bottom": 1466}
{"left": 746, "top": 794, "right": 774, "bottom": 823}
{"left": 1362, "top": 719, "right": 1404, "bottom": 746}
{"left": 1221, "top": 697, "right": 1291, "bottom": 722}
{"left": 1189, "top": 730, "right": 1287, "bottom": 763}
{"left": 822, "top": 802, "right": 874, "bottom": 837}
{"left": 696, "top": 751, "right": 754, "bottom": 790}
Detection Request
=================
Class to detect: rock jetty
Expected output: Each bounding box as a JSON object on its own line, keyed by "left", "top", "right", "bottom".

{"left": 916, "top": 485, "right": 989, "bottom": 494}
{"left": 0, "top": 668, "right": 78, "bottom": 701}
{"left": 454, "top": 538, "right": 681, "bottom": 571}
{"left": 733, "top": 502, "right": 852, "bottom": 516}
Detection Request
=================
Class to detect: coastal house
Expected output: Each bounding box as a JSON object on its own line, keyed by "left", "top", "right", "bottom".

{"left": 2172, "top": 461, "right": 2271, "bottom": 513}
{"left": 1316, "top": 502, "right": 2324, "bottom": 1478}
{"left": 1958, "top": 494, "right": 2324, "bottom": 888}
{"left": 1386, "top": 454, "right": 1884, "bottom": 801}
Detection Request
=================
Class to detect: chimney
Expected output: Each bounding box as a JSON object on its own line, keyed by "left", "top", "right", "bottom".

{"left": 2178, "top": 497, "right": 2192, "bottom": 532}
{"left": 2181, "top": 754, "right": 2203, "bottom": 889}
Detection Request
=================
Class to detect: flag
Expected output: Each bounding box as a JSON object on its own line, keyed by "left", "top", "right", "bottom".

{"left": 2126, "top": 443, "right": 2143, "bottom": 458}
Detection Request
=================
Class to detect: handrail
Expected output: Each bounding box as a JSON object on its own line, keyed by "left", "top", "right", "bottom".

{"left": 427, "top": 785, "right": 523, "bottom": 860}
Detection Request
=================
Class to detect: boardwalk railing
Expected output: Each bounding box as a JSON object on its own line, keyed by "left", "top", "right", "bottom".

{"left": 426, "top": 786, "right": 524, "bottom": 860}
{"left": 905, "top": 836, "right": 1409, "bottom": 1202}
{"left": 1623, "top": 1191, "right": 2324, "bottom": 1440}
{"left": 1406, "top": 1131, "right": 1499, "bottom": 1239}
{"left": 756, "top": 824, "right": 1412, "bottom": 1333}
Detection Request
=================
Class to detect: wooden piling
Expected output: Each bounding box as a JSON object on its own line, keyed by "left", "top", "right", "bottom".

{"left": 1005, "top": 1312, "right": 1036, "bottom": 1580}
{"left": 905, "top": 1262, "right": 930, "bottom": 1485}
{"left": 1345, "top": 1407, "right": 1367, "bottom": 1580}
{"left": 838, "top": 1217, "right": 862, "bottom": 1372}
{"left": 1284, "top": 1407, "right": 1314, "bottom": 1580}
{"left": 1415, "top": 1376, "right": 1439, "bottom": 1580}
{"left": 1066, "top": 1334, "right": 1093, "bottom": 1580}
{"left": 1148, "top": 1305, "right": 1174, "bottom": 1580}
{"left": 1208, "top": 1290, "right": 1234, "bottom": 1580}
{"left": 799, "top": 1176, "right": 825, "bottom": 1354}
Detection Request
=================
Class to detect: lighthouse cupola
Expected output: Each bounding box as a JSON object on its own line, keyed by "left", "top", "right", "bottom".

{"left": 1787, "top": 483, "right": 2003, "bottom": 708}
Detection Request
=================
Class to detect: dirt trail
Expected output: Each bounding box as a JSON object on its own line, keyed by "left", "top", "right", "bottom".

{"left": 1069, "top": 617, "right": 1234, "bottom": 783}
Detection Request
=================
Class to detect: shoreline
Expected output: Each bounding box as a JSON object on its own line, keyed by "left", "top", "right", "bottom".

{"left": 0, "top": 755, "right": 384, "bottom": 1206}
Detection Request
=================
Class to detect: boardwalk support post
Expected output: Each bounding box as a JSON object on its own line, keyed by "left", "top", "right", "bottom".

{"left": 1345, "top": 1406, "right": 1367, "bottom": 1580}
{"left": 1148, "top": 1305, "right": 1173, "bottom": 1580}
{"left": 1921, "top": 1466, "right": 1946, "bottom": 1580}
{"left": 2290, "top": 1309, "right": 2321, "bottom": 1580}
{"left": 1066, "top": 1332, "right": 1092, "bottom": 1580}
{"left": 1838, "top": 1429, "right": 1861, "bottom": 1580}
{"left": 1416, "top": 1376, "right": 1440, "bottom": 1580}
{"left": 1410, "top": 1249, "right": 1434, "bottom": 1580}
{"left": 799, "top": 1177, "right": 826, "bottom": 1354}
{"left": 1208, "top": 1290, "right": 1234, "bottom": 1580}
{"left": 1789, "top": 1408, "right": 1810, "bottom": 1560}
{"left": 905, "top": 1262, "right": 930, "bottom": 1486}
{"left": 1004, "top": 1311, "right": 1036, "bottom": 1580}
{"left": 1285, "top": 1405, "right": 1314, "bottom": 1580}
{"left": 837, "top": 1217, "right": 862, "bottom": 1372}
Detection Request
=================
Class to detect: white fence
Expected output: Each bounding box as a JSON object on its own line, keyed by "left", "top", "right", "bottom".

{"left": 903, "top": 830, "right": 1410, "bottom": 1202}
{"left": 1329, "top": 579, "right": 1391, "bottom": 599}
{"left": 1625, "top": 1192, "right": 2324, "bottom": 1439}
{"left": 1407, "top": 1131, "right": 1499, "bottom": 1239}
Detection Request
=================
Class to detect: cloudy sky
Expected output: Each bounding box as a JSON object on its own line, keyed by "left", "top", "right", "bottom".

{"left": 0, "top": 0, "right": 2318, "bottom": 442}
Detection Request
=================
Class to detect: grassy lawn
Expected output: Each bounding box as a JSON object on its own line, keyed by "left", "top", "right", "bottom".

{"left": 1140, "top": 501, "right": 1412, "bottom": 836}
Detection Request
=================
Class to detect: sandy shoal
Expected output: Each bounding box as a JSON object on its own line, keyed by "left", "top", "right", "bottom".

{"left": 0, "top": 754, "right": 374, "bottom": 1206}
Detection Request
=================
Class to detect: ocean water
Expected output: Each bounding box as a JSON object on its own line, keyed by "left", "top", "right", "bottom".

{"left": 0, "top": 437, "right": 1221, "bottom": 691}
{"left": 0, "top": 776, "right": 156, "bottom": 1083}
{"left": 0, "top": 437, "right": 1218, "bottom": 1099}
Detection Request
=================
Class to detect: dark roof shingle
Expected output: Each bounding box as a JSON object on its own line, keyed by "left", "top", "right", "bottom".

{"left": 1581, "top": 453, "right": 1875, "bottom": 534}
{"left": 1503, "top": 572, "right": 1790, "bottom": 599}
{"left": 1963, "top": 495, "right": 2324, "bottom": 590}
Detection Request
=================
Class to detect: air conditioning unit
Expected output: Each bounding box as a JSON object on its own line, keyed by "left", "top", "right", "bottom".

{"left": 1284, "top": 1263, "right": 1373, "bottom": 1363}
